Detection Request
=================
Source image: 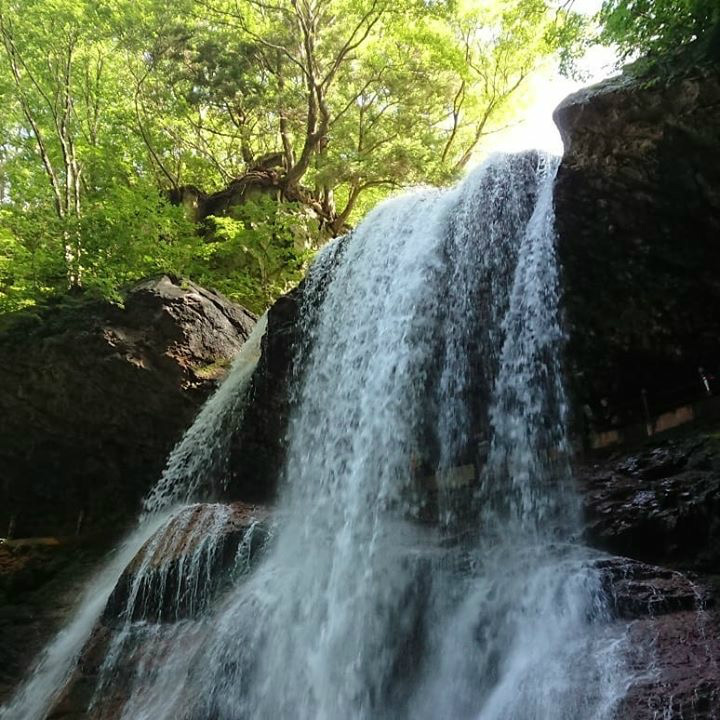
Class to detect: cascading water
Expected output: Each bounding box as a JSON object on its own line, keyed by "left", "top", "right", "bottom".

{"left": 2, "top": 150, "right": 630, "bottom": 720}
{"left": 175, "top": 151, "right": 627, "bottom": 720}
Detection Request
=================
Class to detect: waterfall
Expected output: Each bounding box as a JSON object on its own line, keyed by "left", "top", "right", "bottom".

{"left": 144, "top": 312, "right": 269, "bottom": 513}
{"left": 2, "top": 150, "right": 629, "bottom": 720}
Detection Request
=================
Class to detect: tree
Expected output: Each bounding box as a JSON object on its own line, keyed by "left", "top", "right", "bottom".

{"left": 0, "top": 0, "right": 585, "bottom": 313}
{"left": 135, "top": 0, "right": 579, "bottom": 228}
{"left": 598, "top": 0, "right": 720, "bottom": 61}
{"left": 0, "top": 0, "right": 197, "bottom": 307}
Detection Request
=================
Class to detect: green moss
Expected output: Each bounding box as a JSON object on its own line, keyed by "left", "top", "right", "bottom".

{"left": 193, "top": 357, "right": 232, "bottom": 380}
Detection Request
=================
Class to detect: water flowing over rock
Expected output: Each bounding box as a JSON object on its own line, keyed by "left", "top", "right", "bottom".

{"left": 0, "top": 331, "right": 269, "bottom": 719}
{"left": 45, "top": 503, "right": 269, "bottom": 720}
{"left": 1, "top": 149, "right": 635, "bottom": 720}
{"left": 6, "top": 126, "right": 720, "bottom": 718}
{"left": 0, "top": 276, "right": 258, "bottom": 711}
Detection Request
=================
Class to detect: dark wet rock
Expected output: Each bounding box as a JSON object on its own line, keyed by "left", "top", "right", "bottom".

{"left": 619, "top": 606, "right": 720, "bottom": 720}
{"left": 0, "top": 538, "right": 109, "bottom": 706}
{"left": 105, "top": 502, "right": 270, "bottom": 622}
{"left": 597, "top": 554, "right": 720, "bottom": 719}
{"left": 227, "top": 237, "right": 346, "bottom": 502}
{"left": 48, "top": 502, "right": 269, "bottom": 720}
{"left": 579, "top": 432, "right": 720, "bottom": 571}
{"left": 0, "top": 276, "right": 255, "bottom": 539}
{"left": 581, "top": 428, "right": 720, "bottom": 716}
{"left": 597, "top": 556, "right": 709, "bottom": 619}
{"left": 554, "top": 59, "right": 720, "bottom": 430}
{"left": 226, "top": 287, "right": 302, "bottom": 502}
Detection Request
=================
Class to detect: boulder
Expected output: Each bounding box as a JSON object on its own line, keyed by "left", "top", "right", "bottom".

{"left": 105, "top": 502, "right": 270, "bottom": 622}
{"left": 579, "top": 430, "right": 720, "bottom": 571}
{"left": 554, "top": 58, "right": 720, "bottom": 431}
{"left": 0, "top": 276, "right": 255, "bottom": 540}
{"left": 594, "top": 554, "right": 720, "bottom": 720}
{"left": 48, "top": 502, "right": 269, "bottom": 720}
{"left": 596, "top": 556, "right": 709, "bottom": 619}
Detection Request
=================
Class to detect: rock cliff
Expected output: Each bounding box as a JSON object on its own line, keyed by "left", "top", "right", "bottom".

{"left": 0, "top": 275, "right": 255, "bottom": 540}
{"left": 553, "top": 59, "right": 720, "bottom": 430}
{"left": 552, "top": 59, "right": 720, "bottom": 713}
{"left": 0, "top": 276, "right": 255, "bottom": 706}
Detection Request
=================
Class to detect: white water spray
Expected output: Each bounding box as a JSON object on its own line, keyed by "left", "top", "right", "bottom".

{"left": 0, "top": 513, "right": 171, "bottom": 720}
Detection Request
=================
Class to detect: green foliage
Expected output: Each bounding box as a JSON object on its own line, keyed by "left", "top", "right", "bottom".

{"left": 0, "top": 0, "right": 587, "bottom": 315}
{"left": 598, "top": 0, "right": 720, "bottom": 61}
{"left": 0, "top": 187, "right": 197, "bottom": 312}
{"left": 70, "top": 187, "right": 200, "bottom": 300}
{"left": 195, "top": 198, "right": 320, "bottom": 314}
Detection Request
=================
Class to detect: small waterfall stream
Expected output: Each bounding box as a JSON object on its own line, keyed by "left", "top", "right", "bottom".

{"left": 2, "top": 150, "right": 630, "bottom": 720}
{"left": 0, "top": 317, "right": 269, "bottom": 720}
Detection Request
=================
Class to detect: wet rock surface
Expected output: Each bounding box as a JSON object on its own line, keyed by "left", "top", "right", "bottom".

{"left": 0, "top": 276, "right": 255, "bottom": 539}
{"left": 227, "top": 287, "right": 301, "bottom": 502}
{"left": 579, "top": 431, "right": 720, "bottom": 570}
{"left": 48, "top": 502, "right": 269, "bottom": 720}
{"left": 597, "top": 556, "right": 708, "bottom": 619}
{"left": 594, "top": 554, "right": 720, "bottom": 719}
{"left": 105, "top": 502, "right": 270, "bottom": 622}
{"left": 554, "top": 58, "right": 720, "bottom": 429}
{"left": 227, "top": 237, "right": 345, "bottom": 502}
{"left": 583, "top": 427, "right": 720, "bottom": 719}
{"left": 620, "top": 603, "right": 720, "bottom": 720}
{"left": 0, "top": 538, "right": 109, "bottom": 706}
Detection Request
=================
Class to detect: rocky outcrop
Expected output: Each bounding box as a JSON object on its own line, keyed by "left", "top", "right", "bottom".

{"left": 48, "top": 502, "right": 269, "bottom": 720}
{"left": 580, "top": 427, "right": 720, "bottom": 718}
{"left": 226, "top": 287, "right": 301, "bottom": 502}
{"left": 226, "top": 238, "right": 345, "bottom": 502}
{"left": 580, "top": 430, "right": 720, "bottom": 571}
{"left": 0, "top": 539, "right": 109, "bottom": 704}
{"left": 554, "top": 58, "right": 720, "bottom": 431}
{"left": 597, "top": 556, "right": 720, "bottom": 719}
{"left": 105, "top": 502, "right": 269, "bottom": 621}
{"left": 0, "top": 275, "right": 255, "bottom": 539}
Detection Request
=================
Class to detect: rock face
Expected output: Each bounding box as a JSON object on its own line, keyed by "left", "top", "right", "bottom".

{"left": 554, "top": 59, "right": 720, "bottom": 430}
{"left": 0, "top": 275, "right": 255, "bottom": 539}
{"left": 227, "top": 238, "right": 345, "bottom": 501}
{"left": 580, "top": 431, "right": 720, "bottom": 570}
{"left": 105, "top": 502, "right": 269, "bottom": 622}
{"left": 539, "top": 58, "right": 720, "bottom": 716}
{"left": 579, "top": 427, "right": 720, "bottom": 719}
{"left": 597, "top": 556, "right": 720, "bottom": 720}
{"left": 47, "top": 502, "right": 269, "bottom": 720}
{"left": 226, "top": 287, "right": 301, "bottom": 502}
{"left": 0, "top": 539, "right": 108, "bottom": 704}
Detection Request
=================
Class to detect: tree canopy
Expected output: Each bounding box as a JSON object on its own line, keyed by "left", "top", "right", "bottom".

{"left": 0, "top": 0, "right": 584, "bottom": 313}
{"left": 598, "top": 0, "right": 720, "bottom": 61}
